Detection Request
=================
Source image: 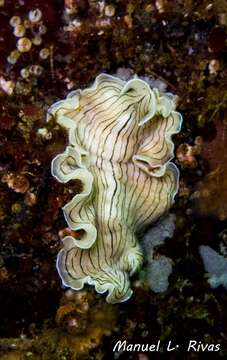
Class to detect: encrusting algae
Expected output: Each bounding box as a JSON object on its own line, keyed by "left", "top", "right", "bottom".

{"left": 48, "top": 73, "right": 182, "bottom": 303}
{"left": 0, "top": 0, "right": 227, "bottom": 357}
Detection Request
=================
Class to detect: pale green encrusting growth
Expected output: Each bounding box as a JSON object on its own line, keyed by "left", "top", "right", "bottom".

{"left": 47, "top": 74, "right": 182, "bottom": 303}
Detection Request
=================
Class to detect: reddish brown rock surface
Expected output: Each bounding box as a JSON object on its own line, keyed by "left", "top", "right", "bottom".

{"left": 0, "top": 0, "right": 227, "bottom": 359}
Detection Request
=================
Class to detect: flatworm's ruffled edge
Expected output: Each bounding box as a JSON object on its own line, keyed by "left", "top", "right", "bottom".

{"left": 51, "top": 146, "right": 97, "bottom": 250}
{"left": 47, "top": 74, "right": 126, "bottom": 251}
{"left": 47, "top": 75, "right": 124, "bottom": 252}
{"left": 56, "top": 236, "right": 133, "bottom": 304}
{"left": 47, "top": 73, "right": 183, "bottom": 302}
{"left": 166, "top": 162, "right": 181, "bottom": 204}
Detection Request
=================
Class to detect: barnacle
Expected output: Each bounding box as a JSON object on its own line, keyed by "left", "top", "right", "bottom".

{"left": 48, "top": 74, "right": 182, "bottom": 303}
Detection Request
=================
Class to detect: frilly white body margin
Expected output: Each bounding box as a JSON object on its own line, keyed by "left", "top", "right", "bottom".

{"left": 47, "top": 73, "right": 182, "bottom": 303}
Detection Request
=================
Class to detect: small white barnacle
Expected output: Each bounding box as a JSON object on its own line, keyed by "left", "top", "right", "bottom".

{"left": 13, "top": 24, "right": 26, "bottom": 37}
{"left": 29, "top": 64, "right": 43, "bottom": 76}
{"left": 39, "top": 48, "right": 50, "bottom": 59}
{"left": 38, "top": 24, "right": 47, "bottom": 35}
{"left": 20, "top": 67, "right": 30, "bottom": 79}
{"left": 32, "top": 35, "right": 42, "bottom": 46}
{"left": 16, "top": 37, "right": 32, "bottom": 52}
{"left": 7, "top": 50, "right": 21, "bottom": 64}
{"left": 28, "top": 9, "right": 42, "bottom": 23}
{"left": 48, "top": 74, "right": 182, "bottom": 303}
{"left": 9, "top": 16, "right": 21, "bottom": 27}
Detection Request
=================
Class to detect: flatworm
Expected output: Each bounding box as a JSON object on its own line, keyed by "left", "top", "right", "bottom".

{"left": 47, "top": 74, "right": 182, "bottom": 303}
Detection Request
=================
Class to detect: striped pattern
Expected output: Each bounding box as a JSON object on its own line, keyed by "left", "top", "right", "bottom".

{"left": 48, "top": 74, "right": 182, "bottom": 303}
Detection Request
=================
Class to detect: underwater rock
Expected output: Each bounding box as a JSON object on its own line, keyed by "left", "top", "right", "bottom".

{"left": 147, "top": 256, "right": 173, "bottom": 293}
{"left": 1, "top": 172, "right": 30, "bottom": 194}
{"left": 176, "top": 137, "right": 202, "bottom": 169}
{"left": 142, "top": 213, "right": 176, "bottom": 254}
{"left": 199, "top": 245, "right": 227, "bottom": 289}
{"left": 193, "top": 119, "right": 227, "bottom": 220}
{"left": 54, "top": 289, "right": 117, "bottom": 355}
{"left": 115, "top": 67, "right": 134, "bottom": 81}
{"left": 142, "top": 214, "right": 176, "bottom": 293}
{"left": 48, "top": 73, "right": 182, "bottom": 303}
{"left": 115, "top": 68, "right": 167, "bottom": 91}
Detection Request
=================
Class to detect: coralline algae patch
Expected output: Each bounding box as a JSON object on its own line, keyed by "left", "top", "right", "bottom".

{"left": 48, "top": 73, "right": 182, "bottom": 303}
